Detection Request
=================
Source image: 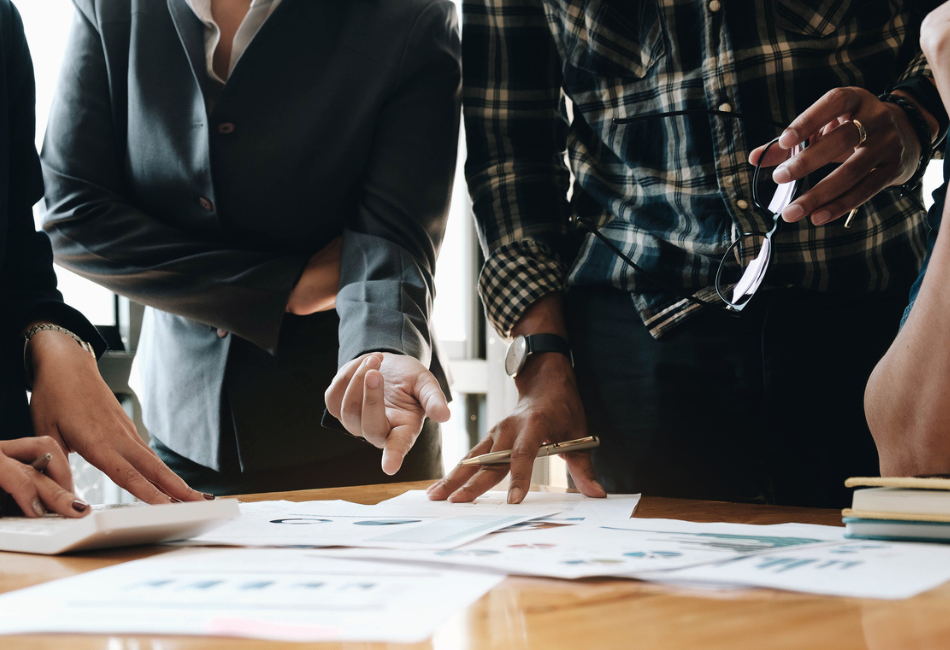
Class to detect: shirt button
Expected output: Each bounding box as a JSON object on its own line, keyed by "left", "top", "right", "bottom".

{"left": 719, "top": 102, "right": 732, "bottom": 113}
{"left": 217, "top": 122, "right": 236, "bottom": 135}
{"left": 198, "top": 197, "right": 214, "bottom": 211}
{"left": 737, "top": 199, "right": 750, "bottom": 210}
{"left": 709, "top": 0, "right": 722, "bottom": 12}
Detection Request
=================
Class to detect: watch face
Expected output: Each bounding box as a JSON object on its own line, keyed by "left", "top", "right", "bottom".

{"left": 505, "top": 336, "right": 528, "bottom": 376}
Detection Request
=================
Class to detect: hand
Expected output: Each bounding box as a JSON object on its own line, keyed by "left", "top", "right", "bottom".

{"left": 325, "top": 352, "right": 451, "bottom": 475}
{"left": 427, "top": 352, "right": 605, "bottom": 505}
{"left": 749, "top": 86, "right": 932, "bottom": 226}
{"left": 287, "top": 236, "right": 342, "bottom": 315}
{"left": 28, "top": 330, "right": 210, "bottom": 504}
{"left": 921, "top": 3, "right": 950, "bottom": 66}
{"left": 0, "top": 437, "right": 88, "bottom": 518}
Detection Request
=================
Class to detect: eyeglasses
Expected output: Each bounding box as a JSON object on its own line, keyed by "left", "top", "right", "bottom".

{"left": 575, "top": 109, "right": 806, "bottom": 314}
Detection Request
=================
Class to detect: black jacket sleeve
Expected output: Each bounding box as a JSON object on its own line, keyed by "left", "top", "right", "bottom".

{"left": 0, "top": 0, "right": 104, "bottom": 388}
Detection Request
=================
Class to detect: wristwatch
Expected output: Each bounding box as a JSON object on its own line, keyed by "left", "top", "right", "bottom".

{"left": 504, "top": 334, "right": 573, "bottom": 378}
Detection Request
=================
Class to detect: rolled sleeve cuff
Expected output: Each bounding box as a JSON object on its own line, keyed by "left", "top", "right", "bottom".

{"left": 900, "top": 51, "right": 930, "bottom": 82}
{"left": 478, "top": 239, "right": 567, "bottom": 337}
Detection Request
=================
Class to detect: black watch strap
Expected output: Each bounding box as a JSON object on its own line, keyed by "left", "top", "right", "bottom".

{"left": 525, "top": 334, "right": 572, "bottom": 359}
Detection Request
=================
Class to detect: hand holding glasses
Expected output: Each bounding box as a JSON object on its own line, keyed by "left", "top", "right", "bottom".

{"left": 750, "top": 87, "right": 932, "bottom": 227}
{"left": 578, "top": 108, "right": 807, "bottom": 313}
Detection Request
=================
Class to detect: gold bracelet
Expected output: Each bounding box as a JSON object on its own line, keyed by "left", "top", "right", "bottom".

{"left": 22, "top": 324, "right": 96, "bottom": 389}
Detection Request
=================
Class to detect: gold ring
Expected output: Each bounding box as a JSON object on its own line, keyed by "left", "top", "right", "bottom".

{"left": 844, "top": 207, "right": 859, "bottom": 229}
{"left": 851, "top": 119, "right": 867, "bottom": 146}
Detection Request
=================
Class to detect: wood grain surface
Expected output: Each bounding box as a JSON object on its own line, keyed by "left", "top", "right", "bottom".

{"left": 0, "top": 481, "right": 945, "bottom": 650}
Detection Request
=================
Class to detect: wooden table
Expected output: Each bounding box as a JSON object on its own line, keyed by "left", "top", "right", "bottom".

{"left": 1, "top": 481, "right": 948, "bottom": 650}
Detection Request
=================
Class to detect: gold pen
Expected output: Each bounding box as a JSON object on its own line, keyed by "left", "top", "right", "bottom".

{"left": 31, "top": 453, "right": 53, "bottom": 472}
{"left": 459, "top": 436, "right": 600, "bottom": 466}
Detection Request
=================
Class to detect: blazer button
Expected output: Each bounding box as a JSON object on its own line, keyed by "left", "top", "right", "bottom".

{"left": 198, "top": 197, "right": 214, "bottom": 211}
{"left": 217, "top": 122, "right": 236, "bottom": 135}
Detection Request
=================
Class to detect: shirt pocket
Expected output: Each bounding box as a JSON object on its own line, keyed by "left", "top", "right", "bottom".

{"left": 773, "top": 0, "right": 896, "bottom": 38}
{"left": 558, "top": 0, "right": 667, "bottom": 79}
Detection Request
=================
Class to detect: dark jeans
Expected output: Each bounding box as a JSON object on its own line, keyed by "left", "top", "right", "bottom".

{"left": 565, "top": 286, "right": 907, "bottom": 508}
{"left": 153, "top": 420, "right": 443, "bottom": 496}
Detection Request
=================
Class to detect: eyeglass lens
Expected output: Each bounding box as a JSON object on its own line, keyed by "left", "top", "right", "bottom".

{"left": 719, "top": 139, "right": 804, "bottom": 309}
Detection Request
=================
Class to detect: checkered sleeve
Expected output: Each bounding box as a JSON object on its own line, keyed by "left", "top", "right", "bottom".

{"left": 900, "top": 51, "right": 931, "bottom": 81}
{"left": 478, "top": 239, "right": 567, "bottom": 337}
{"left": 463, "top": 0, "right": 572, "bottom": 337}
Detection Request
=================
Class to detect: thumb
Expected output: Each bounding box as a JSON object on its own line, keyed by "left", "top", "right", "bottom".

{"left": 413, "top": 371, "right": 450, "bottom": 423}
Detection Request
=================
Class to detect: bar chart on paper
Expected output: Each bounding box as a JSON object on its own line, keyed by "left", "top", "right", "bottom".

{"left": 0, "top": 548, "right": 503, "bottom": 643}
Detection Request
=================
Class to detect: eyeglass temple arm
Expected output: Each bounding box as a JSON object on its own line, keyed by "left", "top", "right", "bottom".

{"left": 573, "top": 217, "right": 714, "bottom": 311}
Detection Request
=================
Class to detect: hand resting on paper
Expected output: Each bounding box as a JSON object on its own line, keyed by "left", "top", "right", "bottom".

{"left": 27, "top": 328, "right": 209, "bottom": 505}
{"left": 325, "top": 352, "right": 450, "bottom": 475}
{"left": 428, "top": 294, "right": 605, "bottom": 505}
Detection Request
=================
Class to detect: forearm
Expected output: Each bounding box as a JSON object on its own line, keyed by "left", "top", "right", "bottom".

{"left": 866, "top": 201, "right": 950, "bottom": 475}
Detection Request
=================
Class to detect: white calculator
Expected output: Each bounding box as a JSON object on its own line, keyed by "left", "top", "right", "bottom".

{"left": 0, "top": 499, "right": 240, "bottom": 555}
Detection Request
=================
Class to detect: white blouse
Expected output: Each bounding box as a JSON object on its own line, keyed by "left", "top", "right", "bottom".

{"left": 182, "top": 0, "right": 283, "bottom": 83}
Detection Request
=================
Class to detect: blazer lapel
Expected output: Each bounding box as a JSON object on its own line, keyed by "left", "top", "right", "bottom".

{"left": 166, "top": 0, "right": 210, "bottom": 102}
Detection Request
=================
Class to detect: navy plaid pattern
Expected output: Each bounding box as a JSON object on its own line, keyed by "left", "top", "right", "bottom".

{"left": 464, "top": 0, "right": 933, "bottom": 337}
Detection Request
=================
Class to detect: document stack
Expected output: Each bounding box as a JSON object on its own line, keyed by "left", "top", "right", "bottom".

{"left": 843, "top": 476, "right": 950, "bottom": 542}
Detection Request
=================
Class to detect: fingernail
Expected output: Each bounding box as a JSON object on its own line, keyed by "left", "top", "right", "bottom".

{"left": 812, "top": 210, "right": 831, "bottom": 225}
{"left": 170, "top": 497, "right": 183, "bottom": 504}
{"left": 32, "top": 499, "right": 46, "bottom": 517}
{"left": 72, "top": 500, "right": 88, "bottom": 512}
{"left": 772, "top": 165, "right": 791, "bottom": 184}
{"left": 508, "top": 486, "right": 524, "bottom": 505}
{"left": 366, "top": 355, "right": 380, "bottom": 369}
{"left": 202, "top": 493, "right": 215, "bottom": 500}
{"left": 782, "top": 204, "right": 805, "bottom": 222}
{"left": 426, "top": 481, "right": 440, "bottom": 494}
{"left": 593, "top": 481, "right": 607, "bottom": 496}
{"left": 779, "top": 128, "right": 799, "bottom": 149}
{"left": 366, "top": 373, "right": 381, "bottom": 389}
{"left": 381, "top": 450, "right": 399, "bottom": 476}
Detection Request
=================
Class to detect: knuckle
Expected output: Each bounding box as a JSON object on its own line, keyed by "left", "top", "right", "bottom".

{"left": 121, "top": 466, "right": 147, "bottom": 489}
{"left": 509, "top": 443, "right": 536, "bottom": 462}
{"left": 825, "top": 87, "right": 848, "bottom": 106}
{"left": 35, "top": 436, "right": 61, "bottom": 454}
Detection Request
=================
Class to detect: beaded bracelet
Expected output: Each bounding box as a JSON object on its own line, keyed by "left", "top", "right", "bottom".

{"left": 878, "top": 92, "right": 934, "bottom": 192}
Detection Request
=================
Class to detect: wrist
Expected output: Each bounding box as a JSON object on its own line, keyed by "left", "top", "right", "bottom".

{"left": 879, "top": 92, "right": 934, "bottom": 190}
{"left": 891, "top": 88, "right": 941, "bottom": 143}
{"left": 513, "top": 349, "right": 575, "bottom": 396}
{"left": 28, "top": 329, "right": 98, "bottom": 386}
{"left": 510, "top": 293, "right": 569, "bottom": 339}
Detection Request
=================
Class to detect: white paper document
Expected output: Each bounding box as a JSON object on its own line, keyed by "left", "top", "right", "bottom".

{"left": 317, "top": 518, "right": 843, "bottom": 580}
{"left": 379, "top": 490, "right": 641, "bottom": 524}
{"left": 0, "top": 547, "right": 503, "bottom": 643}
{"left": 650, "top": 538, "right": 950, "bottom": 599}
{"left": 180, "top": 499, "right": 555, "bottom": 550}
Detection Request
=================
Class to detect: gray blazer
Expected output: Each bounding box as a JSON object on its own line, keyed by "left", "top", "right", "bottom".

{"left": 41, "top": 0, "right": 461, "bottom": 472}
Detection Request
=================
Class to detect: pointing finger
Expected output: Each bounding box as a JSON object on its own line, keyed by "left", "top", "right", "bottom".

{"left": 414, "top": 372, "right": 450, "bottom": 423}
{"left": 362, "top": 369, "right": 390, "bottom": 447}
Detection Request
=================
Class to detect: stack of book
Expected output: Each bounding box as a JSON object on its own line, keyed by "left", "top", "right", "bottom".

{"left": 843, "top": 476, "right": 950, "bottom": 542}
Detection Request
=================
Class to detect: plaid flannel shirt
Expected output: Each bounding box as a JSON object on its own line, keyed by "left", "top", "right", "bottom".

{"left": 464, "top": 0, "right": 933, "bottom": 338}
